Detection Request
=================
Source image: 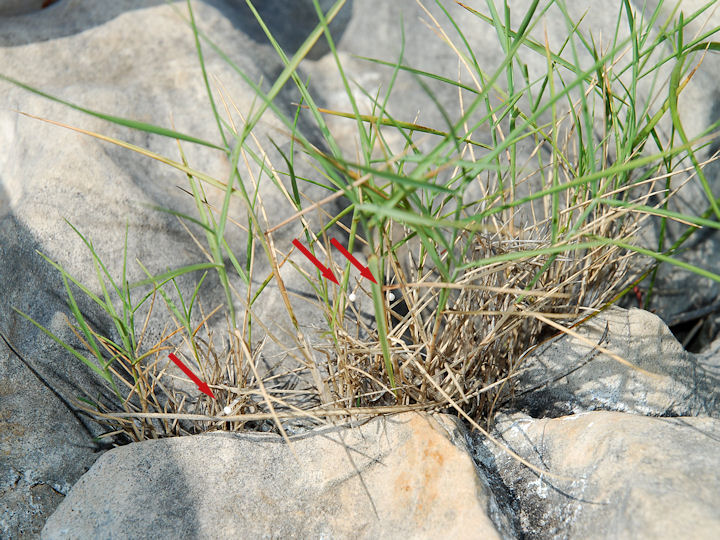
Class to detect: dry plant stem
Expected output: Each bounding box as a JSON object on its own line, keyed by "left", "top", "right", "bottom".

{"left": 265, "top": 172, "right": 372, "bottom": 235}
{"left": 17, "top": 112, "right": 235, "bottom": 194}
{"left": 532, "top": 313, "right": 661, "bottom": 378}
{"left": 409, "top": 353, "right": 571, "bottom": 481}
{"left": 98, "top": 402, "right": 441, "bottom": 424}
{"left": 236, "top": 329, "right": 294, "bottom": 447}
{"left": 263, "top": 137, "right": 424, "bottom": 237}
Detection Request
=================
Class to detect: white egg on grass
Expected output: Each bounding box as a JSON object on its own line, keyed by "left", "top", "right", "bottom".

{"left": 223, "top": 397, "right": 242, "bottom": 416}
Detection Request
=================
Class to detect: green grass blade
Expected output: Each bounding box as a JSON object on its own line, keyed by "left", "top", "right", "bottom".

{"left": 186, "top": 0, "right": 229, "bottom": 149}
{"left": 0, "top": 74, "right": 225, "bottom": 151}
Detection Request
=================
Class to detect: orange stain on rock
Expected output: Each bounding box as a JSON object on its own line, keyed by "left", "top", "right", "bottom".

{"left": 392, "top": 414, "right": 460, "bottom": 524}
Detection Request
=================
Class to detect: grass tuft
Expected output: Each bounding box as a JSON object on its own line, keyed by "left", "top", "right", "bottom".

{"left": 3, "top": 0, "right": 720, "bottom": 445}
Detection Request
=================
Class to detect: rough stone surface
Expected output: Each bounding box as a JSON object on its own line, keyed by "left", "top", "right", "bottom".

{"left": 41, "top": 412, "right": 510, "bottom": 539}
{"left": 0, "top": 1, "right": 49, "bottom": 17}
{"left": 472, "top": 411, "right": 720, "bottom": 539}
{"left": 508, "top": 307, "right": 720, "bottom": 418}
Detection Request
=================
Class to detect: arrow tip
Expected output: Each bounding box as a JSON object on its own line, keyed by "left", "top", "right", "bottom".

{"left": 198, "top": 382, "right": 216, "bottom": 400}
{"left": 361, "top": 267, "right": 377, "bottom": 284}
{"left": 324, "top": 269, "right": 339, "bottom": 285}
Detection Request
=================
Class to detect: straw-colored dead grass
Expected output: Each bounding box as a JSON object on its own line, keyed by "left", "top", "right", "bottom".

{"left": 319, "top": 209, "right": 637, "bottom": 424}
{"left": 66, "top": 5, "right": 702, "bottom": 444}
{"left": 74, "top": 109, "right": 655, "bottom": 446}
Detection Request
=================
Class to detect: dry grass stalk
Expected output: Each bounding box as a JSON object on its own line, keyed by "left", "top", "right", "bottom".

{"left": 319, "top": 207, "right": 638, "bottom": 423}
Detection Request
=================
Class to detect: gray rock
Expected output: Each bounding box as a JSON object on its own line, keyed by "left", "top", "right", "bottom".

{"left": 42, "top": 412, "right": 510, "bottom": 539}
{"left": 0, "top": 218, "right": 107, "bottom": 538}
{"left": 0, "top": 0, "right": 49, "bottom": 17}
{"left": 506, "top": 307, "right": 719, "bottom": 418}
{"left": 473, "top": 411, "right": 720, "bottom": 539}
{"left": 696, "top": 334, "right": 720, "bottom": 382}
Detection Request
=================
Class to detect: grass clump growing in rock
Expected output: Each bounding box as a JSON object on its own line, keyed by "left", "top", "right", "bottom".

{"left": 5, "top": 0, "right": 720, "bottom": 443}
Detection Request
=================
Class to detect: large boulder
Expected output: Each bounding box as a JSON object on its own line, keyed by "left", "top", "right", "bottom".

{"left": 41, "top": 412, "right": 511, "bottom": 539}
{"left": 470, "top": 306, "right": 720, "bottom": 539}
{"left": 507, "top": 307, "right": 719, "bottom": 418}
{"left": 473, "top": 411, "right": 720, "bottom": 539}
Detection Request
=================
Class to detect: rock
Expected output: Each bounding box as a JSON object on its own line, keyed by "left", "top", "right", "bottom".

{"left": 696, "top": 334, "right": 720, "bottom": 381}
{"left": 506, "top": 307, "right": 719, "bottom": 418}
{"left": 0, "top": 1, "right": 50, "bottom": 17}
{"left": 472, "top": 411, "right": 720, "bottom": 539}
{"left": 41, "top": 412, "right": 511, "bottom": 539}
{"left": 0, "top": 218, "right": 107, "bottom": 538}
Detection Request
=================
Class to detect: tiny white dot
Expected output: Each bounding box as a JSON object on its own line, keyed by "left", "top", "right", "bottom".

{"left": 348, "top": 292, "right": 356, "bottom": 302}
{"left": 223, "top": 406, "right": 232, "bottom": 415}
{"left": 387, "top": 292, "right": 395, "bottom": 302}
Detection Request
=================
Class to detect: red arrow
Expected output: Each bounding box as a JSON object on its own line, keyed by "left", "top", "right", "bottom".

{"left": 292, "top": 239, "right": 339, "bottom": 284}
{"left": 330, "top": 238, "right": 377, "bottom": 284}
{"left": 168, "top": 353, "right": 216, "bottom": 399}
